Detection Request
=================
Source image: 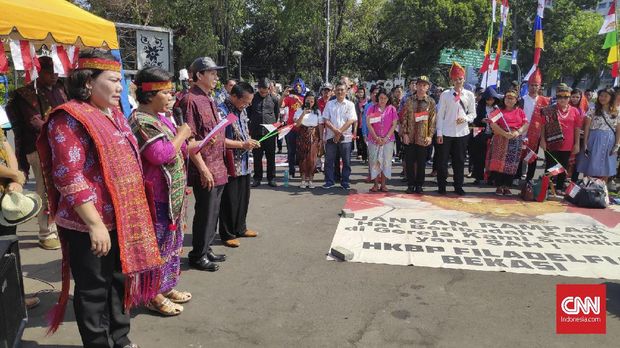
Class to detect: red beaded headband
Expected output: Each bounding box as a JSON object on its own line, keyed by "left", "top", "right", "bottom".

{"left": 141, "top": 81, "right": 173, "bottom": 92}
{"left": 76, "top": 58, "right": 121, "bottom": 72}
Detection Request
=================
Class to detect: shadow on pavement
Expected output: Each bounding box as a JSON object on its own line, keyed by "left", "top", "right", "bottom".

{"left": 605, "top": 282, "right": 620, "bottom": 319}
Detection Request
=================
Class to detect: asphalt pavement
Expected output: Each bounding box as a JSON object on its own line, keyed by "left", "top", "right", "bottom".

{"left": 16, "top": 156, "right": 620, "bottom": 348}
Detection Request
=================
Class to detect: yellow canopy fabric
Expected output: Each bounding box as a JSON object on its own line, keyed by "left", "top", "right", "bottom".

{"left": 0, "top": 0, "right": 118, "bottom": 49}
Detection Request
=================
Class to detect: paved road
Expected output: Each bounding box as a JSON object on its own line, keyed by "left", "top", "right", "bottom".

{"left": 16, "top": 158, "right": 620, "bottom": 347}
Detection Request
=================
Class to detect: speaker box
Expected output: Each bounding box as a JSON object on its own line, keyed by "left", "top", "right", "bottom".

{"left": 0, "top": 235, "right": 26, "bottom": 348}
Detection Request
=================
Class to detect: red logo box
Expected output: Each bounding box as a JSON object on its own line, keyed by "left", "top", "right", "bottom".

{"left": 556, "top": 284, "right": 606, "bottom": 334}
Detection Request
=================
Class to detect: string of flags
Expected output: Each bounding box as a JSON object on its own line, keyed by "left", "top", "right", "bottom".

{"left": 600, "top": 2, "right": 618, "bottom": 80}
{"left": 0, "top": 40, "right": 79, "bottom": 81}
{"left": 480, "top": 0, "right": 510, "bottom": 89}
{"left": 524, "top": 0, "right": 545, "bottom": 82}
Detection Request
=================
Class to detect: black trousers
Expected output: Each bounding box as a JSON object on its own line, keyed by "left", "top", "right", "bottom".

{"left": 404, "top": 144, "right": 429, "bottom": 187}
{"left": 356, "top": 130, "right": 367, "bottom": 161}
{"left": 394, "top": 131, "right": 402, "bottom": 158}
{"left": 494, "top": 172, "right": 514, "bottom": 187}
{"left": 545, "top": 150, "right": 571, "bottom": 190}
{"left": 189, "top": 184, "right": 224, "bottom": 261}
{"left": 219, "top": 174, "right": 250, "bottom": 241}
{"left": 470, "top": 134, "right": 489, "bottom": 181}
{"left": 437, "top": 135, "right": 469, "bottom": 190}
{"left": 62, "top": 228, "right": 130, "bottom": 348}
{"left": 252, "top": 136, "right": 276, "bottom": 182}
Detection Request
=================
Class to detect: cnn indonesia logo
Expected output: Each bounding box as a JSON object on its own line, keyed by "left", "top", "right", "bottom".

{"left": 556, "top": 284, "right": 606, "bottom": 334}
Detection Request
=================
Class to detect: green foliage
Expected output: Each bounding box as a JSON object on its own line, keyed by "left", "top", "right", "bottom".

{"left": 82, "top": 0, "right": 608, "bottom": 86}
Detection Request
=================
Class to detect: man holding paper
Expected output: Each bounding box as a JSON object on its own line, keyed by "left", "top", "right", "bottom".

{"left": 321, "top": 82, "right": 357, "bottom": 189}
{"left": 435, "top": 62, "right": 476, "bottom": 195}
{"left": 248, "top": 78, "right": 279, "bottom": 187}
{"left": 399, "top": 76, "right": 436, "bottom": 194}
{"left": 178, "top": 57, "right": 228, "bottom": 272}
{"left": 218, "top": 82, "right": 260, "bottom": 248}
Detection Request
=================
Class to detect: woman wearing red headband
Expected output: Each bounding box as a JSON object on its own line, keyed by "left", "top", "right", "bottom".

{"left": 37, "top": 49, "right": 160, "bottom": 348}
{"left": 129, "top": 67, "right": 193, "bottom": 316}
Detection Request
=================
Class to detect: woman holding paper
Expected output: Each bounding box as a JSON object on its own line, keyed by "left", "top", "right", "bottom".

{"left": 487, "top": 89, "right": 528, "bottom": 195}
{"left": 366, "top": 88, "right": 399, "bottom": 192}
{"left": 129, "top": 67, "right": 193, "bottom": 316}
{"left": 577, "top": 88, "right": 619, "bottom": 181}
{"left": 294, "top": 91, "right": 321, "bottom": 188}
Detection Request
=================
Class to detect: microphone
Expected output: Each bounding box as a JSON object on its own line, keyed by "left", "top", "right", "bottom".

{"left": 173, "top": 107, "right": 185, "bottom": 125}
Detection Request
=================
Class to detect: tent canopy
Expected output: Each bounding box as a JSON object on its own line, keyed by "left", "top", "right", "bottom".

{"left": 0, "top": 0, "right": 118, "bottom": 49}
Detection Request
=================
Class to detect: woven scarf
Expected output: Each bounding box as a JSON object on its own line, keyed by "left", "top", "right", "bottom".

{"left": 37, "top": 100, "right": 162, "bottom": 334}
{"left": 541, "top": 105, "right": 564, "bottom": 145}
{"left": 129, "top": 111, "right": 186, "bottom": 222}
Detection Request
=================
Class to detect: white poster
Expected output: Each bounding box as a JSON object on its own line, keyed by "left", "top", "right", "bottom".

{"left": 136, "top": 29, "right": 170, "bottom": 71}
{"left": 328, "top": 193, "right": 620, "bottom": 280}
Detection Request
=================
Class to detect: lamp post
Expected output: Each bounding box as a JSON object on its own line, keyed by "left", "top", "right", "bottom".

{"left": 232, "top": 50, "right": 242, "bottom": 80}
{"left": 398, "top": 51, "right": 415, "bottom": 81}
{"left": 325, "top": 0, "right": 331, "bottom": 83}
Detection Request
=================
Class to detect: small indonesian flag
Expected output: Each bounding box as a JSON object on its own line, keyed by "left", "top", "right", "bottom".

{"left": 51, "top": 45, "right": 75, "bottom": 77}
{"left": 453, "top": 92, "right": 461, "bottom": 102}
{"left": 472, "top": 127, "right": 484, "bottom": 137}
{"left": 489, "top": 108, "right": 503, "bottom": 123}
{"left": 0, "top": 48, "right": 8, "bottom": 73}
{"left": 546, "top": 163, "right": 565, "bottom": 176}
{"left": 261, "top": 122, "right": 282, "bottom": 133}
{"left": 566, "top": 182, "right": 581, "bottom": 198}
{"left": 278, "top": 124, "right": 294, "bottom": 139}
{"left": 10, "top": 39, "right": 39, "bottom": 82}
{"left": 524, "top": 148, "right": 538, "bottom": 164}
{"left": 415, "top": 111, "right": 429, "bottom": 122}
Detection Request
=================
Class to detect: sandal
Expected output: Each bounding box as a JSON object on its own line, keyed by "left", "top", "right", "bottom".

{"left": 146, "top": 298, "right": 183, "bottom": 316}
{"left": 370, "top": 186, "right": 379, "bottom": 192}
{"left": 163, "top": 289, "right": 192, "bottom": 304}
{"left": 380, "top": 187, "right": 388, "bottom": 192}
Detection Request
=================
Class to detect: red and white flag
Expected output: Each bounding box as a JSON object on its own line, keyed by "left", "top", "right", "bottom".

{"left": 565, "top": 182, "right": 581, "bottom": 198}
{"left": 10, "top": 39, "right": 39, "bottom": 82}
{"left": 261, "top": 121, "right": 282, "bottom": 134}
{"left": 546, "top": 163, "right": 565, "bottom": 176}
{"left": 524, "top": 148, "right": 538, "bottom": 164}
{"left": 51, "top": 45, "right": 74, "bottom": 77}
{"left": 472, "top": 127, "right": 484, "bottom": 137}
{"left": 278, "top": 124, "right": 294, "bottom": 139}
{"left": 0, "top": 48, "right": 8, "bottom": 74}
{"left": 488, "top": 108, "right": 503, "bottom": 123}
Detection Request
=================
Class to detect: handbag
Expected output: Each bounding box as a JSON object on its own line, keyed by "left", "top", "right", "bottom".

{"left": 567, "top": 178, "right": 609, "bottom": 208}
{"left": 520, "top": 180, "right": 535, "bottom": 201}
{"left": 532, "top": 175, "right": 550, "bottom": 202}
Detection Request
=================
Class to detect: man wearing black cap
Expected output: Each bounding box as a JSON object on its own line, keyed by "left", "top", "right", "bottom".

{"left": 10, "top": 56, "right": 67, "bottom": 250}
{"left": 178, "top": 56, "right": 227, "bottom": 272}
{"left": 248, "top": 77, "right": 280, "bottom": 187}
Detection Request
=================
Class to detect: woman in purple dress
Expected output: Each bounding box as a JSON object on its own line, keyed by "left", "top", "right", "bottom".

{"left": 129, "top": 67, "right": 193, "bottom": 316}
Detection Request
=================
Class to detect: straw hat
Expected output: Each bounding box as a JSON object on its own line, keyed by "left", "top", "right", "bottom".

{"left": 0, "top": 191, "right": 42, "bottom": 226}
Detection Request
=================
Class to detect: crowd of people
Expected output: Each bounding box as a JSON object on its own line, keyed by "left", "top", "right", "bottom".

{"left": 0, "top": 48, "right": 618, "bottom": 348}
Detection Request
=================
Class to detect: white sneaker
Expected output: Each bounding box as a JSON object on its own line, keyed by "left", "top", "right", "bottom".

{"left": 300, "top": 181, "right": 308, "bottom": 188}
{"left": 308, "top": 181, "right": 315, "bottom": 189}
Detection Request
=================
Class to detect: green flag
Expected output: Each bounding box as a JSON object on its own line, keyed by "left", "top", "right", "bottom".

{"left": 603, "top": 31, "right": 617, "bottom": 49}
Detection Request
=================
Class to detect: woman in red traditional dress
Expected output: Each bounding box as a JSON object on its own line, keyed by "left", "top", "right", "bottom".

{"left": 37, "top": 49, "right": 162, "bottom": 348}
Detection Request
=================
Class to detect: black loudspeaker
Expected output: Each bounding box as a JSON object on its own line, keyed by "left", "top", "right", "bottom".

{"left": 0, "top": 235, "right": 26, "bottom": 348}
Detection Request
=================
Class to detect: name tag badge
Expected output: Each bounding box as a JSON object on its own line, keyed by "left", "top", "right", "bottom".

{"left": 369, "top": 116, "right": 381, "bottom": 124}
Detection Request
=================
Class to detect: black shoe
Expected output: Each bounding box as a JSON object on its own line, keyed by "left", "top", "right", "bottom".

{"left": 251, "top": 180, "right": 261, "bottom": 187}
{"left": 189, "top": 258, "right": 219, "bottom": 272}
{"left": 455, "top": 188, "right": 466, "bottom": 196}
{"left": 437, "top": 187, "right": 447, "bottom": 195}
{"left": 414, "top": 186, "right": 423, "bottom": 194}
{"left": 405, "top": 186, "right": 415, "bottom": 194}
{"left": 206, "top": 251, "right": 226, "bottom": 262}
{"left": 268, "top": 180, "right": 277, "bottom": 187}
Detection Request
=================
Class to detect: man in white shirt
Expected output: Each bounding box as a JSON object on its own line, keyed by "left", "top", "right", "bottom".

{"left": 435, "top": 62, "right": 476, "bottom": 195}
{"left": 321, "top": 82, "right": 357, "bottom": 189}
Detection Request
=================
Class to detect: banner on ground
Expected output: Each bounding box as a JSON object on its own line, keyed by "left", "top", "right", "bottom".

{"left": 328, "top": 193, "right": 620, "bottom": 280}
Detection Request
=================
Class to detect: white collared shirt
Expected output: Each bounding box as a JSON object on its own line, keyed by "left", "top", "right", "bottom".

{"left": 322, "top": 98, "right": 357, "bottom": 142}
{"left": 523, "top": 94, "right": 537, "bottom": 122}
{"left": 436, "top": 88, "right": 476, "bottom": 137}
